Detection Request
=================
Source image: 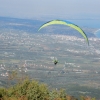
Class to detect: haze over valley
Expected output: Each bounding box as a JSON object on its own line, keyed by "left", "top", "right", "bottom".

{"left": 0, "top": 17, "right": 100, "bottom": 98}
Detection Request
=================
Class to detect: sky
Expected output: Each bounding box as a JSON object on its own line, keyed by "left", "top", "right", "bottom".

{"left": 0, "top": 0, "right": 100, "bottom": 19}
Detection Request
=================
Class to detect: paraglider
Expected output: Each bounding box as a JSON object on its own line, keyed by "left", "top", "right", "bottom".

{"left": 38, "top": 20, "right": 89, "bottom": 45}
{"left": 50, "top": 57, "right": 58, "bottom": 65}
{"left": 54, "top": 59, "right": 58, "bottom": 65}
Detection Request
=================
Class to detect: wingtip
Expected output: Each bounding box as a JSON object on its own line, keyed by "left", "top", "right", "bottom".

{"left": 38, "top": 27, "right": 41, "bottom": 31}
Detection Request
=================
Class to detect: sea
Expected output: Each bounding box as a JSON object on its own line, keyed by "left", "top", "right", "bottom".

{"left": 69, "top": 19, "right": 100, "bottom": 28}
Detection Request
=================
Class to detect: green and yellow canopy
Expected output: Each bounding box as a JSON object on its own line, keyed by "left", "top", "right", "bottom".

{"left": 38, "top": 20, "right": 89, "bottom": 45}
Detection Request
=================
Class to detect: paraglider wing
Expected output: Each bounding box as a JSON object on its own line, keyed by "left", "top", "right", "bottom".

{"left": 38, "top": 20, "right": 89, "bottom": 45}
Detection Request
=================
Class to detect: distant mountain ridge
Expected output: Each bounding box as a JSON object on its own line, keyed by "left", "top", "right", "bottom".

{"left": 0, "top": 16, "right": 95, "bottom": 37}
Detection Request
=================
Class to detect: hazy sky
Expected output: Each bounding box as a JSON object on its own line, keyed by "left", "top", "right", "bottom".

{"left": 0, "top": 0, "right": 100, "bottom": 19}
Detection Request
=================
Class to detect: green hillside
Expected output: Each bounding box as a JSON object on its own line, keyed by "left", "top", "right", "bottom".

{"left": 0, "top": 78, "right": 96, "bottom": 100}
